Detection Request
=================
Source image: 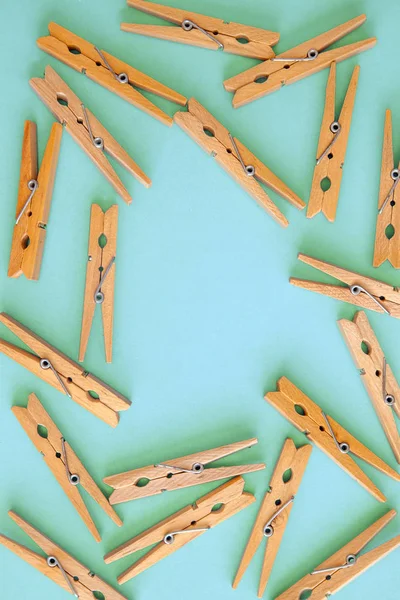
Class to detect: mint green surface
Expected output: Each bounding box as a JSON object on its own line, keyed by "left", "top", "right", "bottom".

{"left": 0, "top": 0, "right": 399, "bottom": 598}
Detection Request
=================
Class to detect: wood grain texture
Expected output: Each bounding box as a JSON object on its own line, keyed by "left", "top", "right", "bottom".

{"left": 307, "top": 64, "right": 359, "bottom": 221}
{"left": 30, "top": 66, "right": 151, "bottom": 204}
{"left": 233, "top": 439, "right": 312, "bottom": 597}
{"left": 3, "top": 511, "right": 127, "bottom": 600}
{"left": 338, "top": 311, "right": 400, "bottom": 462}
{"left": 0, "top": 313, "right": 130, "bottom": 427}
{"left": 275, "top": 510, "right": 399, "bottom": 600}
{"left": 265, "top": 377, "right": 400, "bottom": 502}
{"left": 373, "top": 110, "right": 400, "bottom": 268}
{"left": 123, "top": 0, "right": 278, "bottom": 59}
{"left": 223, "top": 14, "right": 376, "bottom": 108}
{"left": 37, "top": 23, "right": 187, "bottom": 126}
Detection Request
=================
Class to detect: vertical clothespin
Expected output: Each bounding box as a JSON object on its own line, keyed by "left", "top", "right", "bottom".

{"left": 233, "top": 439, "right": 312, "bottom": 597}
{"left": 12, "top": 393, "right": 122, "bottom": 541}
{"left": 373, "top": 109, "right": 400, "bottom": 268}
{"left": 307, "top": 63, "right": 360, "bottom": 221}
{"left": 0, "top": 510, "right": 128, "bottom": 599}
{"left": 338, "top": 311, "right": 400, "bottom": 463}
{"left": 79, "top": 204, "right": 118, "bottom": 363}
{"left": 275, "top": 510, "right": 399, "bottom": 600}
{"left": 8, "top": 121, "right": 62, "bottom": 279}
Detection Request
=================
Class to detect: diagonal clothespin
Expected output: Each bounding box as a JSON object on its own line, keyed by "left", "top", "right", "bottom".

{"left": 79, "top": 204, "right": 118, "bottom": 363}
{"left": 307, "top": 63, "right": 360, "bottom": 221}
{"left": 290, "top": 253, "right": 400, "bottom": 319}
{"left": 121, "top": 0, "right": 279, "bottom": 60}
{"left": 265, "top": 377, "right": 400, "bottom": 502}
{"left": 104, "top": 476, "right": 255, "bottom": 583}
{"left": 374, "top": 109, "right": 400, "bottom": 268}
{"left": 0, "top": 510, "right": 127, "bottom": 600}
{"left": 104, "top": 437, "right": 265, "bottom": 504}
{"left": 223, "top": 14, "right": 376, "bottom": 108}
{"left": 0, "top": 312, "right": 130, "bottom": 427}
{"left": 338, "top": 311, "right": 400, "bottom": 463}
{"left": 12, "top": 393, "right": 122, "bottom": 541}
{"left": 174, "top": 98, "right": 304, "bottom": 227}
{"left": 275, "top": 509, "right": 400, "bottom": 600}
{"left": 8, "top": 121, "right": 62, "bottom": 280}
{"left": 30, "top": 66, "right": 151, "bottom": 205}
{"left": 233, "top": 439, "right": 312, "bottom": 597}
{"left": 37, "top": 22, "right": 187, "bottom": 126}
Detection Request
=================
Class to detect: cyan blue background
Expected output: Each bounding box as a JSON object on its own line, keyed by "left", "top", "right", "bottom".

{"left": 0, "top": 0, "right": 399, "bottom": 599}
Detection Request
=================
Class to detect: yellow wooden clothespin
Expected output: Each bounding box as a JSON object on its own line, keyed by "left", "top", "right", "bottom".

{"left": 8, "top": 121, "right": 62, "bottom": 280}
{"left": 174, "top": 98, "right": 304, "bottom": 227}
{"left": 374, "top": 109, "right": 400, "bottom": 268}
{"left": 0, "top": 510, "right": 127, "bottom": 599}
{"left": 104, "top": 437, "right": 265, "bottom": 504}
{"left": 307, "top": 63, "right": 360, "bottom": 221}
{"left": 12, "top": 393, "right": 122, "bottom": 541}
{"left": 0, "top": 313, "right": 130, "bottom": 427}
{"left": 224, "top": 15, "right": 376, "bottom": 108}
{"left": 233, "top": 439, "right": 312, "bottom": 597}
{"left": 79, "top": 204, "right": 118, "bottom": 363}
{"left": 30, "top": 66, "right": 151, "bottom": 205}
{"left": 265, "top": 377, "right": 400, "bottom": 502}
{"left": 104, "top": 476, "right": 255, "bottom": 584}
{"left": 338, "top": 311, "right": 400, "bottom": 463}
{"left": 275, "top": 509, "right": 399, "bottom": 600}
{"left": 37, "top": 22, "right": 187, "bottom": 126}
{"left": 121, "top": 0, "right": 279, "bottom": 59}
{"left": 290, "top": 253, "right": 400, "bottom": 319}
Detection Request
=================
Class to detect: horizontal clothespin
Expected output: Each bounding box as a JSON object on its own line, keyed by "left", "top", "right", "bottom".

{"left": 30, "top": 66, "right": 151, "bottom": 205}
{"left": 174, "top": 98, "right": 304, "bottom": 227}
{"left": 8, "top": 121, "right": 62, "bottom": 280}
{"left": 104, "top": 437, "right": 265, "bottom": 504}
{"left": 13, "top": 393, "right": 122, "bottom": 541}
{"left": 265, "top": 377, "right": 400, "bottom": 502}
{"left": 37, "top": 22, "right": 187, "bottom": 126}
{"left": 79, "top": 204, "right": 118, "bottom": 363}
{"left": 224, "top": 14, "right": 376, "bottom": 108}
{"left": 374, "top": 109, "right": 400, "bottom": 268}
{"left": 104, "top": 476, "right": 255, "bottom": 583}
{"left": 290, "top": 253, "right": 400, "bottom": 319}
{"left": 338, "top": 311, "right": 400, "bottom": 463}
{"left": 233, "top": 439, "right": 312, "bottom": 597}
{"left": 0, "top": 510, "right": 127, "bottom": 600}
{"left": 307, "top": 63, "right": 360, "bottom": 221}
{"left": 0, "top": 312, "right": 130, "bottom": 427}
{"left": 275, "top": 509, "right": 399, "bottom": 600}
{"left": 121, "top": 0, "right": 279, "bottom": 60}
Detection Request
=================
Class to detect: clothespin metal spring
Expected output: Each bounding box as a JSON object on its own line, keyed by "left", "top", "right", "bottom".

{"left": 272, "top": 48, "right": 319, "bottom": 62}
{"left": 228, "top": 133, "right": 255, "bottom": 177}
{"left": 94, "top": 256, "right": 116, "bottom": 304}
{"left": 164, "top": 526, "right": 210, "bottom": 545}
{"left": 15, "top": 179, "right": 39, "bottom": 224}
{"left": 350, "top": 284, "right": 390, "bottom": 315}
{"left": 311, "top": 553, "right": 357, "bottom": 575}
{"left": 321, "top": 411, "right": 350, "bottom": 454}
{"left": 379, "top": 168, "right": 399, "bottom": 215}
{"left": 316, "top": 121, "right": 342, "bottom": 165}
{"left": 80, "top": 104, "right": 104, "bottom": 149}
{"left": 40, "top": 358, "right": 72, "bottom": 398}
{"left": 263, "top": 496, "right": 295, "bottom": 537}
{"left": 47, "top": 555, "right": 79, "bottom": 597}
{"left": 182, "top": 19, "right": 223, "bottom": 49}
{"left": 382, "top": 357, "right": 396, "bottom": 406}
{"left": 61, "top": 437, "right": 80, "bottom": 485}
{"left": 95, "top": 47, "right": 128, "bottom": 84}
{"left": 155, "top": 461, "right": 205, "bottom": 474}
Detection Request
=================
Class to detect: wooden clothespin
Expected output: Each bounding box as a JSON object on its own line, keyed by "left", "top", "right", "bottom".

{"left": 12, "top": 393, "right": 122, "bottom": 541}
{"left": 224, "top": 15, "right": 376, "bottom": 108}
{"left": 8, "top": 121, "right": 62, "bottom": 280}
{"left": 104, "top": 437, "right": 265, "bottom": 504}
{"left": 174, "top": 98, "right": 304, "bottom": 227}
{"left": 79, "top": 204, "right": 118, "bottom": 363}
{"left": 37, "top": 22, "right": 187, "bottom": 127}
{"left": 338, "top": 311, "right": 400, "bottom": 463}
{"left": 104, "top": 476, "right": 255, "bottom": 583}
{"left": 373, "top": 110, "right": 400, "bottom": 268}
{"left": 307, "top": 63, "right": 360, "bottom": 221}
{"left": 290, "top": 253, "right": 400, "bottom": 319}
{"left": 265, "top": 377, "right": 400, "bottom": 502}
{"left": 233, "top": 439, "right": 312, "bottom": 597}
{"left": 30, "top": 66, "right": 151, "bottom": 205}
{"left": 275, "top": 509, "right": 399, "bottom": 600}
{"left": 0, "top": 313, "right": 130, "bottom": 427}
{"left": 0, "top": 510, "right": 127, "bottom": 600}
{"left": 121, "top": 0, "right": 279, "bottom": 60}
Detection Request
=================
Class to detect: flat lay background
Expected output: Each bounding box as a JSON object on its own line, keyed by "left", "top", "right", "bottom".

{"left": 0, "top": 0, "right": 399, "bottom": 598}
